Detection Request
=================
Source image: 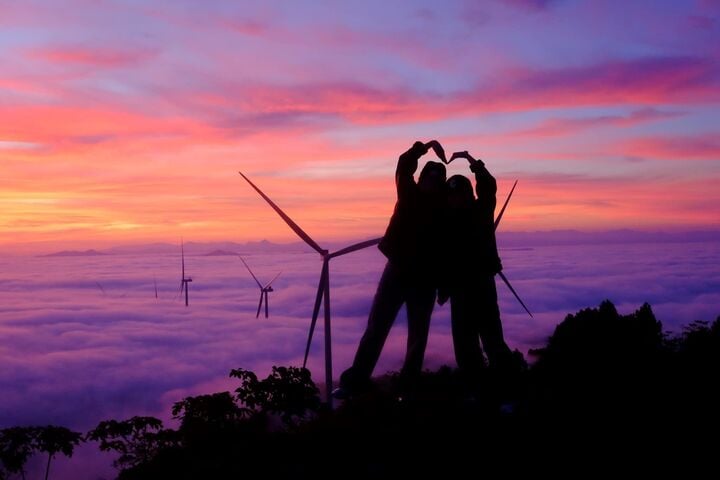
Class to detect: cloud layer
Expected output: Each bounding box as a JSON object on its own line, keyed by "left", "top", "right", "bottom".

{"left": 2, "top": 238, "right": 719, "bottom": 477}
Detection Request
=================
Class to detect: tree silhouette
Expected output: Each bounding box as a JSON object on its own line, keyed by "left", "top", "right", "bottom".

{"left": 33, "top": 426, "right": 82, "bottom": 480}
{"left": 0, "top": 427, "right": 35, "bottom": 480}
{"left": 87, "top": 417, "right": 177, "bottom": 471}
{"left": 0, "top": 426, "right": 81, "bottom": 480}
{"left": 171, "top": 392, "right": 252, "bottom": 444}
{"left": 529, "top": 300, "right": 665, "bottom": 419}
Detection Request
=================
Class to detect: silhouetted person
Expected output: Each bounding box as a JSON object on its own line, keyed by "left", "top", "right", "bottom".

{"left": 440, "top": 151, "right": 515, "bottom": 397}
{"left": 336, "top": 140, "right": 447, "bottom": 397}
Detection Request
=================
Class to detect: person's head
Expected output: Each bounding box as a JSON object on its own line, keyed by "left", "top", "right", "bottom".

{"left": 418, "top": 161, "right": 446, "bottom": 193}
{"left": 446, "top": 174, "right": 474, "bottom": 208}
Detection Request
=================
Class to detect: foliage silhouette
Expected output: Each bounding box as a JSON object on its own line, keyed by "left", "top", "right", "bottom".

{"left": 0, "top": 427, "right": 35, "bottom": 480}
{"left": 0, "top": 426, "right": 81, "bottom": 480}
{"left": 33, "top": 426, "right": 82, "bottom": 480}
{"left": 529, "top": 300, "right": 666, "bottom": 419}
{"left": 230, "top": 366, "right": 321, "bottom": 427}
{"left": 86, "top": 417, "right": 178, "bottom": 470}
{"left": 4, "top": 301, "right": 718, "bottom": 478}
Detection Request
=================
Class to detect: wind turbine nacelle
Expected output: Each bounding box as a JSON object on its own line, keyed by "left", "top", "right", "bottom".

{"left": 265, "top": 286, "right": 274, "bottom": 292}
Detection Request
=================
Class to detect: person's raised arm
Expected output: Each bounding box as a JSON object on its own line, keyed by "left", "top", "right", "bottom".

{"left": 396, "top": 140, "right": 446, "bottom": 197}
{"left": 450, "top": 151, "right": 502, "bottom": 274}
{"left": 449, "top": 150, "right": 497, "bottom": 203}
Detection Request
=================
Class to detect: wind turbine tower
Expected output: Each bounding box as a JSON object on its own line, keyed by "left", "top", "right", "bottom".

{"left": 239, "top": 255, "right": 281, "bottom": 318}
{"left": 240, "top": 172, "right": 381, "bottom": 405}
{"left": 179, "top": 241, "right": 192, "bottom": 307}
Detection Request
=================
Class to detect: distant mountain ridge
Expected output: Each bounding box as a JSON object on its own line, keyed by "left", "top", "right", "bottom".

{"left": 39, "top": 249, "right": 108, "bottom": 257}
{"left": 204, "top": 249, "right": 240, "bottom": 256}
{"left": 30, "top": 229, "right": 720, "bottom": 257}
{"left": 39, "top": 240, "right": 313, "bottom": 257}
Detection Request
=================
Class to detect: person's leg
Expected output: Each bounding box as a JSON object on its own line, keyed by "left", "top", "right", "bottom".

{"left": 400, "top": 280, "right": 436, "bottom": 382}
{"left": 450, "top": 286, "right": 485, "bottom": 389}
{"left": 476, "top": 276, "right": 513, "bottom": 370}
{"left": 339, "top": 262, "right": 405, "bottom": 391}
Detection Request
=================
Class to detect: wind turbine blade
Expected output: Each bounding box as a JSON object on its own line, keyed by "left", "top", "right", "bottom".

{"left": 265, "top": 291, "right": 269, "bottom": 318}
{"left": 328, "top": 237, "right": 383, "bottom": 259}
{"left": 181, "top": 240, "right": 186, "bottom": 279}
{"left": 303, "top": 262, "right": 327, "bottom": 368}
{"left": 498, "top": 271, "right": 533, "bottom": 318}
{"left": 239, "top": 172, "right": 325, "bottom": 255}
{"left": 263, "top": 271, "right": 282, "bottom": 289}
{"left": 95, "top": 282, "right": 106, "bottom": 296}
{"left": 238, "top": 256, "right": 263, "bottom": 289}
{"left": 494, "top": 180, "right": 517, "bottom": 231}
{"left": 256, "top": 291, "right": 264, "bottom": 318}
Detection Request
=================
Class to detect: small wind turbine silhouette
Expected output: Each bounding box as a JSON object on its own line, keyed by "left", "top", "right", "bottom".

{"left": 494, "top": 180, "right": 533, "bottom": 318}
{"left": 238, "top": 255, "right": 281, "bottom": 318}
{"left": 179, "top": 240, "right": 192, "bottom": 307}
{"left": 239, "top": 172, "right": 381, "bottom": 405}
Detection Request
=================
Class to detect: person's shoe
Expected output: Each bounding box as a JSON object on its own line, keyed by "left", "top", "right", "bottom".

{"left": 499, "top": 400, "right": 518, "bottom": 415}
{"left": 331, "top": 386, "right": 353, "bottom": 400}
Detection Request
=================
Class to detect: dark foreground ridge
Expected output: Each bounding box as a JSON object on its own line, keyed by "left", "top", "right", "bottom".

{"left": 2, "top": 300, "right": 719, "bottom": 479}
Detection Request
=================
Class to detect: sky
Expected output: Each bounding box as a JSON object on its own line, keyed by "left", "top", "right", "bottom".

{"left": 1, "top": 0, "right": 719, "bottom": 252}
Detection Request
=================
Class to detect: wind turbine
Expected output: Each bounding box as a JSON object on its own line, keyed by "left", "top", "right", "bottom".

{"left": 494, "top": 180, "right": 533, "bottom": 318}
{"left": 239, "top": 172, "right": 381, "bottom": 405}
{"left": 179, "top": 240, "right": 192, "bottom": 307}
{"left": 238, "top": 255, "right": 282, "bottom": 318}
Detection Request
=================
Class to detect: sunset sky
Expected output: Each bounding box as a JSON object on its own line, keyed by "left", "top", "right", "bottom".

{"left": 2, "top": 0, "right": 719, "bottom": 251}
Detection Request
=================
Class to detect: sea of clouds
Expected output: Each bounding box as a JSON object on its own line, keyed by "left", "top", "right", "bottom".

{"left": 1, "top": 240, "right": 719, "bottom": 478}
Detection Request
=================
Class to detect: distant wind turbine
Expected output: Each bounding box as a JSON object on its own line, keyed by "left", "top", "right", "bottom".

{"left": 153, "top": 275, "right": 158, "bottom": 299}
{"left": 179, "top": 240, "right": 192, "bottom": 307}
{"left": 238, "top": 255, "right": 281, "bottom": 318}
{"left": 239, "top": 172, "right": 381, "bottom": 405}
{"left": 494, "top": 180, "right": 533, "bottom": 318}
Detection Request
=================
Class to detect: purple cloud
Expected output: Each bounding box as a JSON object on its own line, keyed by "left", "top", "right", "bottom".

{"left": 2, "top": 238, "right": 719, "bottom": 478}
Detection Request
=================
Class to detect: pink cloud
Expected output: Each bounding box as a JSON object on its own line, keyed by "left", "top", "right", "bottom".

{"left": 619, "top": 133, "right": 720, "bottom": 160}
{"left": 510, "top": 108, "right": 684, "bottom": 138}
{"left": 501, "top": 0, "right": 561, "bottom": 11}
{"left": 188, "top": 56, "right": 720, "bottom": 126}
{"left": 221, "top": 18, "right": 270, "bottom": 36}
{"left": 459, "top": 56, "right": 720, "bottom": 112}
{"left": 27, "top": 45, "right": 155, "bottom": 67}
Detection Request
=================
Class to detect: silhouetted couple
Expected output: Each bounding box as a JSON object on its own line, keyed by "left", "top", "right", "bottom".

{"left": 335, "top": 140, "right": 516, "bottom": 400}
